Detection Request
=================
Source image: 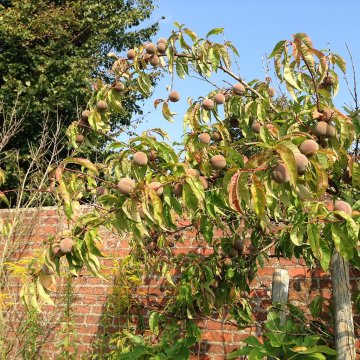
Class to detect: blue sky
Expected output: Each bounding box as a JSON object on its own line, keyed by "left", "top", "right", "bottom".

{"left": 126, "top": 0, "right": 360, "bottom": 141}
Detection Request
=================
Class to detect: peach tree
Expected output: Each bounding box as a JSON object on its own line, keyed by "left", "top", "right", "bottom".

{"left": 7, "top": 24, "right": 360, "bottom": 358}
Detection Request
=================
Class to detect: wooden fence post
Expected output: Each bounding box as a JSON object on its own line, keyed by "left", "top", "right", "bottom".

{"left": 267, "top": 269, "right": 289, "bottom": 360}
{"left": 331, "top": 251, "right": 356, "bottom": 360}
{"left": 271, "top": 268, "right": 289, "bottom": 326}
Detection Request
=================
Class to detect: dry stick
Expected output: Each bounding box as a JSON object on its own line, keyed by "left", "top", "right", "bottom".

{"left": 345, "top": 43, "right": 359, "bottom": 157}
{"left": 169, "top": 52, "right": 279, "bottom": 114}
{"left": 218, "top": 64, "right": 279, "bottom": 114}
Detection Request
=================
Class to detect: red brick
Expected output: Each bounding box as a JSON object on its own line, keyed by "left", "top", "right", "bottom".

{"left": 2, "top": 206, "right": 360, "bottom": 359}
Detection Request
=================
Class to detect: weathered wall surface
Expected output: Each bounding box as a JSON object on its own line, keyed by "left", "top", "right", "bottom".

{"left": 1, "top": 207, "right": 359, "bottom": 359}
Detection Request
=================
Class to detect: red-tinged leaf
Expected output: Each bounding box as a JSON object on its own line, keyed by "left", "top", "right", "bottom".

{"left": 0, "top": 191, "right": 10, "bottom": 207}
{"left": 284, "top": 58, "right": 301, "bottom": 90}
{"left": 310, "top": 159, "right": 328, "bottom": 197}
{"left": 251, "top": 175, "right": 266, "bottom": 222}
{"left": 309, "top": 48, "right": 328, "bottom": 83}
{"left": 332, "top": 53, "right": 346, "bottom": 73}
{"left": 293, "top": 33, "right": 313, "bottom": 48}
{"left": 228, "top": 171, "right": 243, "bottom": 214}
{"left": 292, "top": 37, "right": 301, "bottom": 65}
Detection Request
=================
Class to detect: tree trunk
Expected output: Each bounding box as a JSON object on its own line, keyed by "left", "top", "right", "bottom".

{"left": 331, "top": 251, "right": 356, "bottom": 360}
{"left": 271, "top": 268, "right": 289, "bottom": 325}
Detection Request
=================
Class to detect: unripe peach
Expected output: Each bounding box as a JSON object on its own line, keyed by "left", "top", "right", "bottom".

{"left": 59, "top": 238, "right": 73, "bottom": 254}
{"left": 114, "top": 82, "right": 125, "bottom": 92}
{"left": 133, "top": 151, "right": 148, "bottom": 166}
{"left": 271, "top": 164, "right": 290, "bottom": 184}
{"left": 313, "top": 121, "right": 328, "bottom": 138}
{"left": 145, "top": 43, "right": 156, "bottom": 54}
{"left": 168, "top": 91, "right": 180, "bottom": 102}
{"left": 319, "top": 108, "right": 333, "bottom": 122}
{"left": 40, "top": 274, "right": 53, "bottom": 289}
{"left": 78, "top": 118, "right": 89, "bottom": 129}
{"left": 96, "top": 186, "right": 107, "bottom": 196}
{"left": 149, "top": 181, "right": 163, "bottom": 196}
{"left": 150, "top": 55, "right": 160, "bottom": 67}
{"left": 149, "top": 150, "right": 157, "bottom": 161}
{"left": 143, "top": 53, "right": 151, "bottom": 62}
{"left": 214, "top": 93, "right": 226, "bottom": 104}
{"left": 75, "top": 134, "right": 84, "bottom": 143}
{"left": 323, "top": 75, "right": 335, "bottom": 86}
{"left": 96, "top": 100, "right": 108, "bottom": 112}
{"left": 294, "top": 153, "right": 309, "bottom": 175}
{"left": 326, "top": 125, "right": 336, "bottom": 138}
{"left": 299, "top": 139, "right": 319, "bottom": 157}
{"left": 213, "top": 131, "right": 223, "bottom": 142}
{"left": 199, "top": 176, "right": 208, "bottom": 190}
{"left": 81, "top": 110, "right": 90, "bottom": 121}
{"left": 233, "top": 239, "right": 244, "bottom": 253}
{"left": 199, "top": 133, "right": 211, "bottom": 144}
{"left": 202, "top": 98, "right": 214, "bottom": 110}
{"left": 172, "top": 183, "right": 183, "bottom": 196}
{"left": 228, "top": 248, "right": 239, "bottom": 258}
{"left": 233, "top": 82, "right": 245, "bottom": 95}
{"left": 127, "top": 49, "right": 136, "bottom": 60}
{"left": 210, "top": 155, "right": 226, "bottom": 170}
{"left": 157, "top": 38, "right": 167, "bottom": 45}
{"left": 41, "top": 264, "right": 54, "bottom": 275}
{"left": 157, "top": 43, "right": 166, "bottom": 54}
{"left": 52, "top": 245, "right": 62, "bottom": 257}
{"left": 251, "top": 121, "right": 262, "bottom": 134}
{"left": 267, "top": 87, "right": 276, "bottom": 97}
{"left": 117, "top": 178, "right": 135, "bottom": 195}
{"left": 334, "top": 200, "right": 352, "bottom": 216}
{"left": 186, "top": 168, "right": 200, "bottom": 178}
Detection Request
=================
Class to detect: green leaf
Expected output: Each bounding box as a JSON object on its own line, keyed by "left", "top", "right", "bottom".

{"left": 251, "top": 176, "right": 266, "bottom": 223}
{"left": 208, "top": 46, "right": 221, "bottom": 71}
{"left": 149, "top": 312, "right": 159, "bottom": 334}
{"left": 37, "top": 276, "right": 54, "bottom": 306}
{"left": 162, "top": 102, "right": 174, "bottom": 122}
{"left": 291, "top": 345, "right": 337, "bottom": 355}
{"left": 182, "top": 183, "right": 198, "bottom": 212}
{"left": 352, "top": 162, "right": 360, "bottom": 189}
{"left": 175, "top": 57, "right": 188, "bottom": 79}
{"left": 276, "top": 143, "right": 297, "bottom": 187}
{"left": 284, "top": 59, "right": 301, "bottom": 90}
{"left": 64, "top": 157, "right": 98, "bottom": 174}
{"left": 307, "top": 223, "right": 320, "bottom": 257}
{"left": 309, "top": 295, "right": 323, "bottom": 318}
{"left": 206, "top": 27, "right": 224, "bottom": 38}
{"left": 183, "top": 28, "right": 197, "bottom": 41}
{"left": 268, "top": 40, "right": 286, "bottom": 58}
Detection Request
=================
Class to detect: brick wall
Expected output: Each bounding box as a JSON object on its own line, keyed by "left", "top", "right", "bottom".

{"left": 1, "top": 207, "right": 359, "bottom": 359}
